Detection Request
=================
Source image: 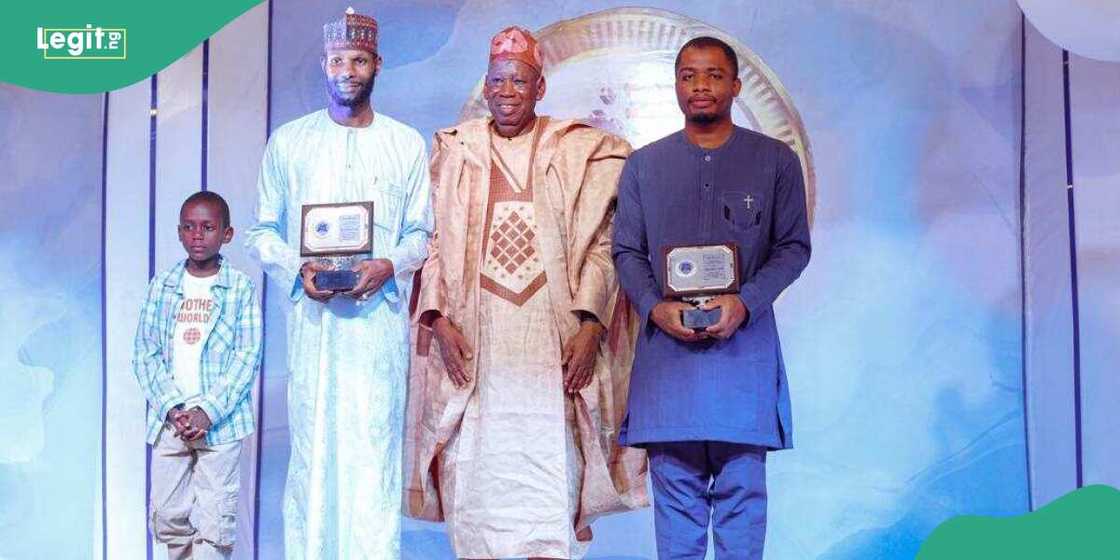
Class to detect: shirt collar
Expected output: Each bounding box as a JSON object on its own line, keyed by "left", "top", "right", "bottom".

{"left": 675, "top": 125, "right": 743, "bottom": 156}
{"left": 164, "top": 256, "right": 231, "bottom": 292}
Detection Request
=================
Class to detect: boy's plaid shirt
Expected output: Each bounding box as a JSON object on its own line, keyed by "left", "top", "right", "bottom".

{"left": 132, "top": 259, "right": 262, "bottom": 445}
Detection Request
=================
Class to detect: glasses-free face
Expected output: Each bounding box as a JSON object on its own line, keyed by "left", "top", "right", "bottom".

{"left": 484, "top": 59, "right": 546, "bottom": 137}
{"left": 322, "top": 48, "right": 381, "bottom": 107}
{"left": 178, "top": 200, "right": 232, "bottom": 269}
{"left": 675, "top": 46, "right": 742, "bottom": 124}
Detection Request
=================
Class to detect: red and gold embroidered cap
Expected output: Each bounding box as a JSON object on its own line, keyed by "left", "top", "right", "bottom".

{"left": 323, "top": 7, "right": 378, "bottom": 53}
{"left": 489, "top": 26, "right": 542, "bottom": 72}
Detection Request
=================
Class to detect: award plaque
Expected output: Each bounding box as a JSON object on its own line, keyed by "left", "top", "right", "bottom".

{"left": 662, "top": 243, "right": 740, "bottom": 330}
{"left": 300, "top": 201, "right": 374, "bottom": 292}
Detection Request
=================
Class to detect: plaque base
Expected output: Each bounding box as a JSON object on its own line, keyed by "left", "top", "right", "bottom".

{"left": 314, "top": 270, "right": 359, "bottom": 292}
{"left": 681, "top": 307, "right": 721, "bottom": 330}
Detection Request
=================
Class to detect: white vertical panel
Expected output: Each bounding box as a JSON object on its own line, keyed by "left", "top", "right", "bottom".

{"left": 1022, "top": 20, "right": 1078, "bottom": 507}
{"left": 257, "top": 285, "right": 290, "bottom": 558}
{"left": 155, "top": 46, "right": 205, "bottom": 274}
{"left": 207, "top": 4, "right": 268, "bottom": 281}
{"left": 94, "top": 464, "right": 101, "bottom": 560}
{"left": 93, "top": 94, "right": 106, "bottom": 560}
{"left": 104, "top": 78, "right": 157, "bottom": 560}
{"left": 151, "top": 45, "right": 205, "bottom": 560}
{"left": 209, "top": 4, "right": 270, "bottom": 557}
{"left": 1069, "top": 54, "right": 1120, "bottom": 491}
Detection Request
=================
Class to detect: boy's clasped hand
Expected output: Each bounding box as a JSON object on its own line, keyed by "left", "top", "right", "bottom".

{"left": 167, "top": 407, "right": 212, "bottom": 441}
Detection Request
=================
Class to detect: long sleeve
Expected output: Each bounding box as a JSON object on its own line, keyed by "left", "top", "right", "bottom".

{"left": 611, "top": 157, "right": 663, "bottom": 324}
{"left": 571, "top": 137, "right": 628, "bottom": 323}
{"left": 245, "top": 136, "right": 304, "bottom": 302}
{"left": 383, "top": 138, "right": 434, "bottom": 304}
{"left": 417, "top": 135, "right": 450, "bottom": 320}
{"left": 131, "top": 280, "right": 184, "bottom": 422}
{"left": 572, "top": 209, "right": 616, "bottom": 323}
{"left": 738, "top": 147, "right": 811, "bottom": 325}
{"left": 198, "top": 280, "right": 263, "bottom": 426}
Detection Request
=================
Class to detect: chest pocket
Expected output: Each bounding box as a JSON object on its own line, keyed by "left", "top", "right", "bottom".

{"left": 371, "top": 179, "right": 404, "bottom": 251}
{"left": 720, "top": 190, "right": 764, "bottom": 236}
{"left": 207, "top": 320, "right": 235, "bottom": 353}
{"left": 204, "top": 304, "right": 236, "bottom": 356}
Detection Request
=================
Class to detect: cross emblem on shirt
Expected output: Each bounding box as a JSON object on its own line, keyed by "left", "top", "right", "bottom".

{"left": 744, "top": 195, "right": 755, "bottom": 209}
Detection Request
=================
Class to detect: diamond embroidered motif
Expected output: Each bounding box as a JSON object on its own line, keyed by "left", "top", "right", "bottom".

{"left": 494, "top": 211, "right": 534, "bottom": 273}
{"left": 482, "top": 201, "right": 544, "bottom": 297}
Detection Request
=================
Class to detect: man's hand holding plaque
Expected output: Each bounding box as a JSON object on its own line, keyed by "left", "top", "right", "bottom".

{"left": 345, "top": 258, "right": 394, "bottom": 300}
{"left": 300, "top": 201, "right": 375, "bottom": 296}
{"left": 698, "top": 294, "right": 748, "bottom": 340}
{"left": 662, "top": 242, "right": 741, "bottom": 336}
{"left": 300, "top": 260, "right": 338, "bottom": 302}
{"left": 650, "top": 300, "right": 710, "bottom": 342}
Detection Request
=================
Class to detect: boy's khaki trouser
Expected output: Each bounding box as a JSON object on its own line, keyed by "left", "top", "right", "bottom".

{"left": 149, "top": 426, "right": 242, "bottom": 560}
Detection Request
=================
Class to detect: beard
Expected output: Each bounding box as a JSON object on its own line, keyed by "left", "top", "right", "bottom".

{"left": 327, "top": 76, "right": 374, "bottom": 107}
{"left": 686, "top": 111, "right": 720, "bottom": 124}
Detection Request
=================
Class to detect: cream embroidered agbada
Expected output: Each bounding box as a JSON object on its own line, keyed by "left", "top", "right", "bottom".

{"left": 405, "top": 116, "right": 648, "bottom": 559}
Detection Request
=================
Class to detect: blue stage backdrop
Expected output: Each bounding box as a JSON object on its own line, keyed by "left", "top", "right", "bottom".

{"left": 272, "top": 2, "right": 1032, "bottom": 558}
{"left": 7, "top": 1, "right": 1095, "bottom": 558}
{"left": 0, "top": 87, "right": 105, "bottom": 559}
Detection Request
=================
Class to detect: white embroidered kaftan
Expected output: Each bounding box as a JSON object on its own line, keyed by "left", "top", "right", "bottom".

{"left": 246, "top": 109, "right": 432, "bottom": 559}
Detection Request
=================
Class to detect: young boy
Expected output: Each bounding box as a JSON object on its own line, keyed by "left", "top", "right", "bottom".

{"left": 132, "top": 191, "right": 262, "bottom": 559}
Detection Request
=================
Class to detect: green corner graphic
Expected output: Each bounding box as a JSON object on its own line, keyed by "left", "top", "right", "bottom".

{"left": 3, "top": 0, "right": 262, "bottom": 93}
{"left": 918, "top": 485, "right": 1120, "bottom": 559}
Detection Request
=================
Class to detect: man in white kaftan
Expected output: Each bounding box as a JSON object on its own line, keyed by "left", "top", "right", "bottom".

{"left": 245, "top": 8, "right": 432, "bottom": 559}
